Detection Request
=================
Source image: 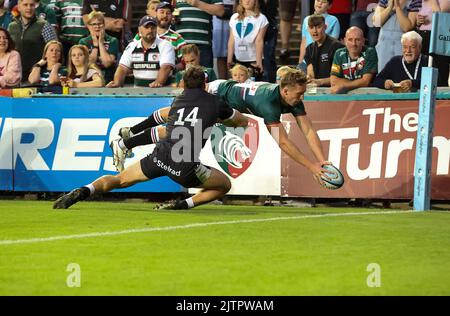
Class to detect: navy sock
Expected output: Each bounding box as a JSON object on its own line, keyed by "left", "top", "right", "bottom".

{"left": 123, "top": 128, "right": 159, "bottom": 149}
{"left": 130, "top": 110, "right": 165, "bottom": 134}
{"left": 174, "top": 200, "right": 189, "bottom": 210}
{"left": 78, "top": 187, "right": 91, "bottom": 200}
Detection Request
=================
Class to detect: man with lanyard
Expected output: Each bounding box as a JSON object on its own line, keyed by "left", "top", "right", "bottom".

{"left": 110, "top": 69, "right": 330, "bottom": 186}
{"left": 330, "top": 26, "right": 378, "bottom": 94}
{"left": 373, "top": 30, "right": 427, "bottom": 92}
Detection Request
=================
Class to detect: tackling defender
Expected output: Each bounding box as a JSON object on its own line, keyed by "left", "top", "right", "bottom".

{"left": 53, "top": 66, "right": 248, "bottom": 210}
{"left": 111, "top": 69, "right": 329, "bottom": 185}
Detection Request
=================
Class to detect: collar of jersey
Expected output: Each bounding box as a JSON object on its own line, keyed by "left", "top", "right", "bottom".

{"left": 137, "top": 37, "right": 160, "bottom": 50}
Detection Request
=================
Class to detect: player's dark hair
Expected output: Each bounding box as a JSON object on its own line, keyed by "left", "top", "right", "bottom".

{"left": 183, "top": 65, "right": 205, "bottom": 89}
{"left": 308, "top": 14, "right": 325, "bottom": 27}
{"left": 280, "top": 69, "right": 307, "bottom": 89}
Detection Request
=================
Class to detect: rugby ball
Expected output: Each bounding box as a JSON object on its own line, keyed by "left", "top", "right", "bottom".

{"left": 321, "top": 164, "right": 344, "bottom": 190}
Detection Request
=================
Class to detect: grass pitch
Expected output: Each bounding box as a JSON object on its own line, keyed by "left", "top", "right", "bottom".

{"left": 0, "top": 200, "right": 449, "bottom": 296}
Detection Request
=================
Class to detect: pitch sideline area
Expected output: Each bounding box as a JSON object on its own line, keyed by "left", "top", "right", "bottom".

{"left": 0, "top": 200, "right": 449, "bottom": 295}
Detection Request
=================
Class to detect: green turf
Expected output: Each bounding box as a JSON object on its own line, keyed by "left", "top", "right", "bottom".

{"left": 0, "top": 200, "right": 449, "bottom": 295}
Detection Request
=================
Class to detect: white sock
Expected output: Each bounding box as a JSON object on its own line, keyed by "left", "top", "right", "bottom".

{"left": 118, "top": 139, "right": 127, "bottom": 151}
{"left": 84, "top": 183, "right": 95, "bottom": 195}
{"left": 186, "top": 197, "right": 195, "bottom": 209}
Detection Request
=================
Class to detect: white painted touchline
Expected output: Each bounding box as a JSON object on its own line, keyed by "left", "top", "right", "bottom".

{"left": 0, "top": 210, "right": 416, "bottom": 246}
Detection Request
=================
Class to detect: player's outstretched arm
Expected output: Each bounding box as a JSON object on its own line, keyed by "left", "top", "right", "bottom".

{"left": 295, "top": 115, "right": 327, "bottom": 163}
{"left": 267, "top": 123, "right": 326, "bottom": 185}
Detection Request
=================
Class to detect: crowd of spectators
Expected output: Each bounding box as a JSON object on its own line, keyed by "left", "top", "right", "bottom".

{"left": 0, "top": 0, "right": 449, "bottom": 91}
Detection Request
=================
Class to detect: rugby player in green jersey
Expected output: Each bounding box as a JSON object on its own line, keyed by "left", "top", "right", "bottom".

{"left": 111, "top": 68, "right": 329, "bottom": 185}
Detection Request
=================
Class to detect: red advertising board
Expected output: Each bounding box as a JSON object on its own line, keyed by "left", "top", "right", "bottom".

{"left": 282, "top": 100, "right": 450, "bottom": 199}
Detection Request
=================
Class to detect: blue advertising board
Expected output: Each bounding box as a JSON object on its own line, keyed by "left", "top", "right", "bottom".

{"left": 0, "top": 96, "right": 183, "bottom": 193}
{"left": 0, "top": 96, "right": 13, "bottom": 191}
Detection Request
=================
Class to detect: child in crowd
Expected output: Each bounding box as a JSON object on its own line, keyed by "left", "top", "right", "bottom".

{"left": 147, "top": 0, "right": 160, "bottom": 17}
{"left": 230, "top": 63, "right": 252, "bottom": 83}
{"left": 298, "top": 0, "right": 340, "bottom": 69}
{"left": 275, "top": 65, "right": 295, "bottom": 84}
{"left": 65, "top": 45, "right": 104, "bottom": 88}
{"left": 228, "top": 0, "right": 268, "bottom": 81}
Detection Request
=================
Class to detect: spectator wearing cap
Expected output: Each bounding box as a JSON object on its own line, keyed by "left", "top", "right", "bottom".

{"left": 106, "top": 15, "right": 175, "bottom": 88}
{"left": 135, "top": 2, "right": 186, "bottom": 70}
{"left": 174, "top": 0, "right": 224, "bottom": 68}
{"left": 8, "top": 0, "right": 57, "bottom": 80}
{"left": 304, "top": 14, "right": 344, "bottom": 87}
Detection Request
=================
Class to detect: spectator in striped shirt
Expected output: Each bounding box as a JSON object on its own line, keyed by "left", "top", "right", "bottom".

{"left": 106, "top": 15, "right": 175, "bottom": 88}
{"left": 54, "top": 0, "right": 88, "bottom": 56}
{"left": 155, "top": 2, "right": 186, "bottom": 70}
{"left": 35, "top": 0, "right": 57, "bottom": 30}
{"left": 174, "top": 0, "right": 224, "bottom": 68}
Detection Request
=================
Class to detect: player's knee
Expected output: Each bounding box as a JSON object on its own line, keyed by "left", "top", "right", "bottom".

{"left": 221, "top": 177, "right": 231, "bottom": 193}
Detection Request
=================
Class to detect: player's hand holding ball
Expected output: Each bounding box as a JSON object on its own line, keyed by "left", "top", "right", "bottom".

{"left": 320, "top": 163, "right": 344, "bottom": 190}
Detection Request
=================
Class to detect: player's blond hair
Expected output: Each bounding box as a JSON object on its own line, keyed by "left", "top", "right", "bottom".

{"left": 276, "top": 66, "right": 295, "bottom": 80}
{"left": 280, "top": 69, "right": 308, "bottom": 89}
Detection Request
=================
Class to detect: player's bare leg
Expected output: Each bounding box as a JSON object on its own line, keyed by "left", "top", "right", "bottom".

{"left": 53, "top": 161, "right": 149, "bottom": 209}
{"left": 191, "top": 168, "right": 231, "bottom": 206}
{"left": 155, "top": 168, "right": 231, "bottom": 210}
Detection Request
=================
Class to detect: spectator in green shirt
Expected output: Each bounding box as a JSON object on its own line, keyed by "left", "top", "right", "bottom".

{"left": 330, "top": 26, "right": 378, "bottom": 94}
{"left": 174, "top": 43, "right": 216, "bottom": 87}
{"left": 35, "top": 0, "right": 57, "bottom": 30}
{"left": 79, "top": 11, "right": 118, "bottom": 83}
